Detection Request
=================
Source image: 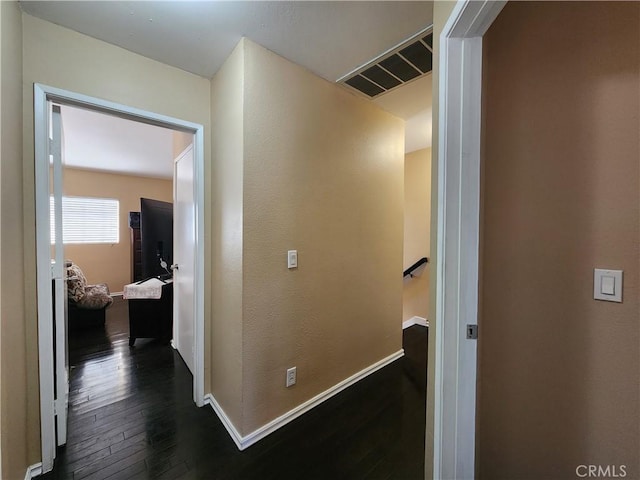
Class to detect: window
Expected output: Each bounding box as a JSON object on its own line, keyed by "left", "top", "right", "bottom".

{"left": 50, "top": 196, "right": 119, "bottom": 244}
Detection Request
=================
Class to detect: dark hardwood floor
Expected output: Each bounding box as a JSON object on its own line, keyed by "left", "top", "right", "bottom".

{"left": 38, "top": 298, "right": 428, "bottom": 480}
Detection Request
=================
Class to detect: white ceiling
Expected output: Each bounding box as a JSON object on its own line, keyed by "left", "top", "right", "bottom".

{"left": 31, "top": 1, "right": 433, "bottom": 177}
{"left": 60, "top": 105, "right": 175, "bottom": 179}
{"left": 20, "top": 1, "right": 433, "bottom": 81}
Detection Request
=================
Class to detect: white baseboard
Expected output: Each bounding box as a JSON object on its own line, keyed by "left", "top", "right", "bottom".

{"left": 24, "top": 463, "right": 43, "bottom": 480}
{"left": 403, "top": 316, "right": 429, "bottom": 329}
{"left": 205, "top": 348, "right": 405, "bottom": 451}
{"left": 111, "top": 292, "right": 124, "bottom": 298}
{"left": 204, "top": 394, "right": 244, "bottom": 450}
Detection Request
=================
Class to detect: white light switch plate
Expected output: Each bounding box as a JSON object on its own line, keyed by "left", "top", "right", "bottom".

{"left": 287, "top": 250, "right": 298, "bottom": 269}
{"left": 594, "top": 268, "right": 623, "bottom": 303}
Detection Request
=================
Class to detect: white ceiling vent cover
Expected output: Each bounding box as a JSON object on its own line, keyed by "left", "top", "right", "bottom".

{"left": 338, "top": 26, "right": 433, "bottom": 99}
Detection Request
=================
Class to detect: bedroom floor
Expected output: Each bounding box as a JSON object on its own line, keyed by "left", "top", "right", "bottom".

{"left": 38, "top": 298, "right": 428, "bottom": 480}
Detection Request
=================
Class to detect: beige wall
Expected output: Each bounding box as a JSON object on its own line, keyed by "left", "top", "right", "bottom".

{"left": 0, "top": 2, "right": 26, "bottom": 478}
{"left": 21, "top": 14, "right": 211, "bottom": 469}
{"left": 62, "top": 168, "right": 172, "bottom": 292}
{"left": 209, "top": 40, "right": 245, "bottom": 427}
{"left": 426, "top": 3, "right": 456, "bottom": 478}
{"left": 172, "top": 131, "right": 193, "bottom": 159}
{"left": 241, "top": 39, "right": 404, "bottom": 434}
{"left": 403, "top": 148, "right": 431, "bottom": 323}
{"left": 479, "top": 2, "right": 639, "bottom": 478}
{"left": 208, "top": 38, "right": 405, "bottom": 436}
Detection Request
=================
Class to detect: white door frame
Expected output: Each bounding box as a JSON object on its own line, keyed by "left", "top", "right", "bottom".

{"left": 34, "top": 84, "right": 206, "bottom": 473}
{"left": 432, "top": 1, "right": 506, "bottom": 479}
{"left": 50, "top": 105, "right": 68, "bottom": 447}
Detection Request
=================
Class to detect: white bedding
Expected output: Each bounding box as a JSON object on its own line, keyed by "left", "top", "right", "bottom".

{"left": 123, "top": 278, "right": 172, "bottom": 300}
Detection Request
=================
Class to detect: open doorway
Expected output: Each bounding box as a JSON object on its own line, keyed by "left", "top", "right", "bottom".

{"left": 339, "top": 26, "right": 434, "bottom": 475}
{"left": 58, "top": 103, "right": 177, "bottom": 346}
{"left": 374, "top": 74, "right": 433, "bottom": 331}
{"left": 34, "top": 85, "right": 205, "bottom": 472}
{"left": 57, "top": 102, "right": 196, "bottom": 402}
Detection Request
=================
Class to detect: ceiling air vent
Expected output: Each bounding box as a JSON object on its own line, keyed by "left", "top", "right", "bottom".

{"left": 339, "top": 26, "right": 433, "bottom": 99}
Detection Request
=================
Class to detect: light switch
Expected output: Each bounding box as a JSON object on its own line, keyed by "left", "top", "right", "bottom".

{"left": 601, "top": 276, "right": 615, "bottom": 295}
{"left": 594, "top": 268, "right": 623, "bottom": 303}
{"left": 287, "top": 250, "right": 298, "bottom": 269}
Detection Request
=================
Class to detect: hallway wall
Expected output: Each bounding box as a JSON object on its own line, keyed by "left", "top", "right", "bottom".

{"left": 0, "top": 2, "right": 25, "bottom": 478}
{"left": 209, "top": 40, "right": 245, "bottom": 429}
{"left": 241, "top": 39, "right": 404, "bottom": 435}
{"left": 209, "top": 38, "right": 404, "bottom": 437}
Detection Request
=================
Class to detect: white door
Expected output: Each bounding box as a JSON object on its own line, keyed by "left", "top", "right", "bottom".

{"left": 51, "top": 104, "right": 69, "bottom": 446}
{"left": 174, "top": 143, "right": 196, "bottom": 374}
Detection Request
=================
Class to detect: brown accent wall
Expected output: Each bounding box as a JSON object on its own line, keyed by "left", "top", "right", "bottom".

{"left": 403, "top": 148, "right": 431, "bottom": 323}
{"left": 62, "top": 168, "right": 173, "bottom": 292}
{"left": 479, "top": 2, "right": 639, "bottom": 478}
{"left": 0, "top": 2, "right": 26, "bottom": 478}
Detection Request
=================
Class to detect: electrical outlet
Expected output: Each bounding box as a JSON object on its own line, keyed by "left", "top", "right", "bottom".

{"left": 286, "top": 367, "right": 296, "bottom": 387}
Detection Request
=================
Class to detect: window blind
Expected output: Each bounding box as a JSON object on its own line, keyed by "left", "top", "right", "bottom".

{"left": 50, "top": 196, "right": 119, "bottom": 244}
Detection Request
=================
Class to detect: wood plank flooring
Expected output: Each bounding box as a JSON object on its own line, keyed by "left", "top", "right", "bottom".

{"left": 38, "top": 298, "right": 428, "bottom": 480}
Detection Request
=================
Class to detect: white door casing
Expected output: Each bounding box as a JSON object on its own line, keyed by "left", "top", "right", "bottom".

{"left": 35, "top": 89, "right": 56, "bottom": 474}
{"left": 34, "top": 84, "right": 206, "bottom": 474}
{"left": 51, "top": 105, "right": 69, "bottom": 447}
{"left": 174, "top": 143, "right": 196, "bottom": 375}
{"left": 433, "top": 1, "right": 506, "bottom": 479}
